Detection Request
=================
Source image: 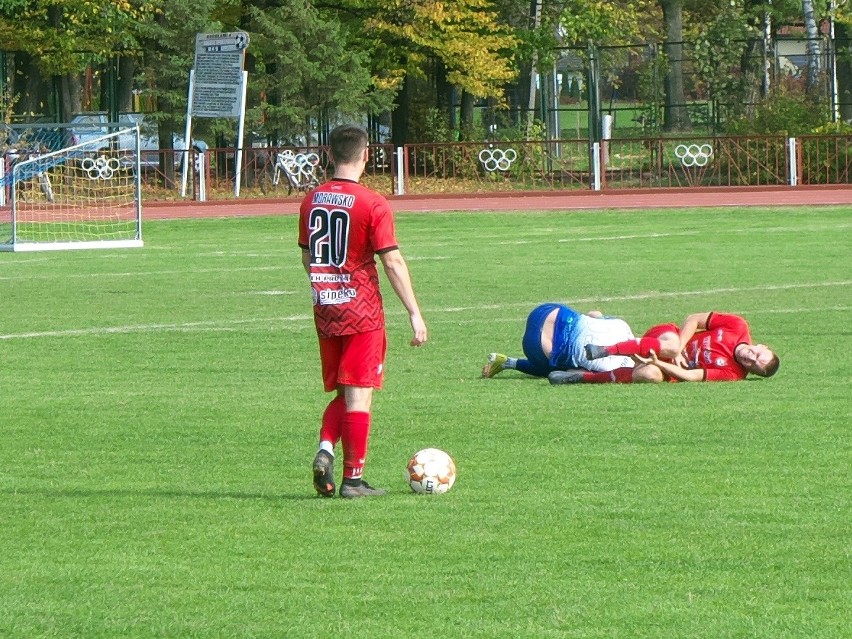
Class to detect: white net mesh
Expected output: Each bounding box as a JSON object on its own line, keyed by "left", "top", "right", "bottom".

{"left": 1, "top": 127, "right": 142, "bottom": 250}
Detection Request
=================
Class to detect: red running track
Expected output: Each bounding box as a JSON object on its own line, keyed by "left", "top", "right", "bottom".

{"left": 143, "top": 185, "right": 852, "bottom": 219}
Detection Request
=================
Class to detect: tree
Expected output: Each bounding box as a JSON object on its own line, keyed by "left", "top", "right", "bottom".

{"left": 555, "top": 0, "right": 655, "bottom": 139}
{"left": 688, "top": 1, "right": 754, "bottom": 124}
{"left": 660, "top": 0, "right": 691, "bottom": 130}
{"left": 0, "top": 0, "right": 156, "bottom": 119}
{"left": 834, "top": 1, "right": 852, "bottom": 120}
{"left": 558, "top": 0, "right": 653, "bottom": 44}
{"left": 802, "top": 0, "right": 823, "bottom": 93}
{"left": 243, "top": 0, "right": 391, "bottom": 145}
{"left": 134, "top": 0, "right": 225, "bottom": 185}
{"left": 341, "top": 0, "right": 519, "bottom": 143}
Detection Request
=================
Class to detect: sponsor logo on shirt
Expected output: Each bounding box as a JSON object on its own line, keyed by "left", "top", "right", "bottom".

{"left": 316, "top": 288, "right": 357, "bottom": 305}
{"left": 310, "top": 273, "right": 351, "bottom": 283}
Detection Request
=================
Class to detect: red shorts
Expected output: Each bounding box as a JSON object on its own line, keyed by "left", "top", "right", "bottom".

{"left": 643, "top": 323, "right": 679, "bottom": 339}
{"left": 318, "top": 329, "right": 387, "bottom": 392}
{"left": 643, "top": 322, "right": 680, "bottom": 382}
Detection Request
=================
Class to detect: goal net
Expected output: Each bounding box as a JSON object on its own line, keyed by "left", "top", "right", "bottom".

{"left": 0, "top": 126, "right": 143, "bottom": 251}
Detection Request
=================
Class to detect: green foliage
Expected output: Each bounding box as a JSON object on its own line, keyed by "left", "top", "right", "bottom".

{"left": 134, "top": 1, "right": 225, "bottom": 133}
{"left": 558, "top": 0, "right": 656, "bottom": 45}
{"left": 690, "top": 3, "right": 751, "bottom": 120}
{"left": 246, "top": 1, "right": 392, "bottom": 142}
{"left": 634, "top": 50, "right": 667, "bottom": 133}
{"left": 810, "top": 119, "right": 852, "bottom": 134}
{"left": 416, "top": 107, "right": 454, "bottom": 143}
{"left": 725, "top": 90, "right": 830, "bottom": 135}
{"left": 357, "top": 0, "right": 519, "bottom": 101}
{"left": 0, "top": 0, "right": 157, "bottom": 74}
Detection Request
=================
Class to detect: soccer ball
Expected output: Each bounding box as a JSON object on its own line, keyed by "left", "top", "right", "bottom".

{"left": 406, "top": 448, "right": 456, "bottom": 494}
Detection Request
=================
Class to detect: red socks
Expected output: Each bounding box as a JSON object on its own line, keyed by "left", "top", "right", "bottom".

{"left": 582, "top": 367, "right": 635, "bottom": 384}
{"left": 608, "top": 337, "right": 662, "bottom": 357}
{"left": 319, "top": 395, "right": 346, "bottom": 447}
{"left": 341, "top": 411, "right": 371, "bottom": 480}
{"left": 319, "top": 398, "right": 373, "bottom": 480}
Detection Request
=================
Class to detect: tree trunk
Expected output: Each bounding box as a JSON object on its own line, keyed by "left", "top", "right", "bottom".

{"left": 526, "top": 0, "right": 542, "bottom": 137}
{"left": 739, "top": 36, "right": 764, "bottom": 119}
{"left": 435, "top": 60, "right": 450, "bottom": 122}
{"left": 117, "top": 56, "right": 136, "bottom": 112}
{"left": 660, "top": 0, "right": 691, "bottom": 131}
{"left": 459, "top": 91, "right": 475, "bottom": 139}
{"left": 836, "top": 21, "right": 852, "bottom": 121}
{"left": 802, "top": 0, "right": 822, "bottom": 94}
{"left": 391, "top": 74, "right": 410, "bottom": 147}
{"left": 15, "top": 53, "right": 47, "bottom": 116}
{"left": 60, "top": 74, "right": 83, "bottom": 120}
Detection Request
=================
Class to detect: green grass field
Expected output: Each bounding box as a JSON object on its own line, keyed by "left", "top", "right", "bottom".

{"left": 1, "top": 205, "right": 850, "bottom": 638}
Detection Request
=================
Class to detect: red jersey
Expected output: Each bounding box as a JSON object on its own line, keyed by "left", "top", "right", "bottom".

{"left": 298, "top": 178, "right": 398, "bottom": 338}
{"left": 683, "top": 312, "right": 751, "bottom": 381}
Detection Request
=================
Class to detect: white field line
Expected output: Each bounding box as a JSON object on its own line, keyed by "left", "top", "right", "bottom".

{"left": 1, "top": 281, "right": 849, "bottom": 341}
{"left": 0, "top": 316, "right": 313, "bottom": 341}
{"left": 2, "top": 222, "right": 848, "bottom": 274}
{"left": 437, "top": 281, "right": 852, "bottom": 313}
{"left": 0, "top": 265, "right": 283, "bottom": 282}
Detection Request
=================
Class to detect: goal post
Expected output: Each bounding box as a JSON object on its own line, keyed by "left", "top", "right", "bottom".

{"left": 0, "top": 126, "right": 143, "bottom": 252}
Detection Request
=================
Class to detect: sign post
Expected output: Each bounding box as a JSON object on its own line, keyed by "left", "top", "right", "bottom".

{"left": 182, "top": 31, "right": 250, "bottom": 198}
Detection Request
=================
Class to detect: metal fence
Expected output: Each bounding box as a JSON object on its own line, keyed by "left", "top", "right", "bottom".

{"left": 163, "top": 134, "right": 852, "bottom": 201}
{"left": 5, "top": 135, "right": 846, "bottom": 204}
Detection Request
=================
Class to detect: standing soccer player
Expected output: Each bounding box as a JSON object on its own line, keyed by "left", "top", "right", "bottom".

{"left": 299, "top": 124, "right": 427, "bottom": 498}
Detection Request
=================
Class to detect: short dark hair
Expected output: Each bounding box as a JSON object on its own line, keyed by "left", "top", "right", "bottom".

{"left": 329, "top": 124, "right": 368, "bottom": 165}
{"left": 755, "top": 353, "right": 780, "bottom": 378}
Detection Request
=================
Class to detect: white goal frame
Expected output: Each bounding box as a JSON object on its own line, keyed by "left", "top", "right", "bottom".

{"left": 0, "top": 126, "right": 143, "bottom": 252}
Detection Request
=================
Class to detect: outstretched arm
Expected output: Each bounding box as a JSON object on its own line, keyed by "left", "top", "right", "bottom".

{"left": 636, "top": 351, "right": 705, "bottom": 382}
{"left": 379, "top": 249, "right": 428, "bottom": 346}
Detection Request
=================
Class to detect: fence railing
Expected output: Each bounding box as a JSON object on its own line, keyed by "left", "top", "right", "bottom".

{"left": 13, "top": 135, "right": 846, "bottom": 203}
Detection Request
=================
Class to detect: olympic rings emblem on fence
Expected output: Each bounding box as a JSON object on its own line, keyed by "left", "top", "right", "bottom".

{"left": 81, "top": 155, "right": 122, "bottom": 180}
{"left": 478, "top": 147, "right": 518, "bottom": 172}
{"left": 674, "top": 143, "right": 713, "bottom": 168}
{"left": 273, "top": 150, "right": 321, "bottom": 190}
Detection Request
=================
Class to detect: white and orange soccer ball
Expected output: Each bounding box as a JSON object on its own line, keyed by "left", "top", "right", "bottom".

{"left": 406, "top": 448, "right": 456, "bottom": 494}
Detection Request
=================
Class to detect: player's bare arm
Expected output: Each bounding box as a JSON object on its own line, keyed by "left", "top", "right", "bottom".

{"left": 636, "top": 350, "right": 705, "bottom": 382}
{"left": 301, "top": 248, "right": 311, "bottom": 274}
{"left": 678, "top": 312, "right": 710, "bottom": 351}
{"left": 379, "top": 249, "right": 428, "bottom": 346}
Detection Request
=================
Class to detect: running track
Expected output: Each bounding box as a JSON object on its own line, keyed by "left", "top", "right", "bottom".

{"left": 143, "top": 185, "right": 852, "bottom": 219}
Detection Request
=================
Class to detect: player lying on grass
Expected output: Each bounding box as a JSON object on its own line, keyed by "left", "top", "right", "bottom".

{"left": 548, "top": 311, "right": 780, "bottom": 385}
{"left": 482, "top": 303, "right": 636, "bottom": 379}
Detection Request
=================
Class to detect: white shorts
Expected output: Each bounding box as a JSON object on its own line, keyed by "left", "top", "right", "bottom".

{"left": 571, "top": 315, "right": 635, "bottom": 372}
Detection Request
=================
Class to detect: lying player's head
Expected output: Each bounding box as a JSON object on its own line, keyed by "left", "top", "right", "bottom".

{"left": 329, "top": 124, "right": 369, "bottom": 165}
{"left": 736, "top": 343, "right": 780, "bottom": 378}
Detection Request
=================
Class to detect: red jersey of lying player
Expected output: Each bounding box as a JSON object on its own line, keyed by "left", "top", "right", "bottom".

{"left": 573, "top": 311, "right": 777, "bottom": 384}
{"left": 298, "top": 178, "right": 398, "bottom": 338}
{"left": 681, "top": 312, "right": 752, "bottom": 381}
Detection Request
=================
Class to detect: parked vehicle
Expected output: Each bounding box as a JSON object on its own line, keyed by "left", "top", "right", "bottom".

{"left": 69, "top": 112, "right": 189, "bottom": 167}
